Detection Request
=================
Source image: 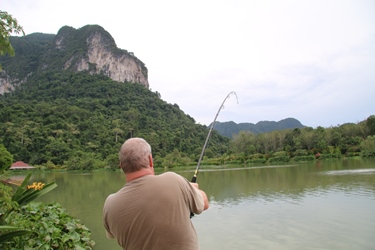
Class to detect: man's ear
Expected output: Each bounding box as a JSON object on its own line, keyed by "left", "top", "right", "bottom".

{"left": 149, "top": 154, "right": 154, "bottom": 168}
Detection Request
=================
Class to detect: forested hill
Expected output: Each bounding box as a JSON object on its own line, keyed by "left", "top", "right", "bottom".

{"left": 0, "top": 71, "right": 230, "bottom": 168}
{"left": 0, "top": 25, "right": 149, "bottom": 94}
{"left": 0, "top": 24, "right": 231, "bottom": 169}
{"left": 213, "top": 118, "right": 305, "bottom": 138}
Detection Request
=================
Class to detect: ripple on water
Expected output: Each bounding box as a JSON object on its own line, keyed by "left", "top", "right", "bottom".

{"left": 322, "top": 168, "right": 375, "bottom": 176}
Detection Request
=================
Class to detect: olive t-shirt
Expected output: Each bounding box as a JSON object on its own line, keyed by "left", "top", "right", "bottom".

{"left": 103, "top": 172, "right": 205, "bottom": 250}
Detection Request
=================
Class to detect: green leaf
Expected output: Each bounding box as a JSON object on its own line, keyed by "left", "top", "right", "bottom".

{"left": 11, "top": 173, "right": 32, "bottom": 202}
{"left": 74, "top": 245, "right": 85, "bottom": 250}
{"left": 0, "top": 229, "right": 30, "bottom": 242}
{"left": 0, "top": 225, "right": 21, "bottom": 231}
{"left": 15, "top": 182, "right": 58, "bottom": 206}
{"left": 36, "top": 239, "right": 50, "bottom": 250}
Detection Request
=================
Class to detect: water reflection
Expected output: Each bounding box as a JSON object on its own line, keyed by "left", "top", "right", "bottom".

{"left": 193, "top": 160, "right": 375, "bottom": 250}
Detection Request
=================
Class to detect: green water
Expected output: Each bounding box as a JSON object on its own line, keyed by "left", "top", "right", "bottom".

{"left": 25, "top": 159, "right": 375, "bottom": 249}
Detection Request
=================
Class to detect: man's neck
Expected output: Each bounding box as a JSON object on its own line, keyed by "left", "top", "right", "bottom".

{"left": 126, "top": 168, "right": 154, "bottom": 182}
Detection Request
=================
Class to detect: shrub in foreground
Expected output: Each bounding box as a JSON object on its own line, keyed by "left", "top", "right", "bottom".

{"left": 2, "top": 202, "right": 95, "bottom": 249}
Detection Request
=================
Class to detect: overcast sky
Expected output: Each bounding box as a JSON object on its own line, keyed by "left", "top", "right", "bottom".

{"left": 3, "top": 0, "right": 375, "bottom": 127}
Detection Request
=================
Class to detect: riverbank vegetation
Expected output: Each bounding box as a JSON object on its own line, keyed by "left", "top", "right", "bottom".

{"left": 226, "top": 118, "right": 375, "bottom": 165}
{"left": 1, "top": 142, "right": 94, "bottom": 248}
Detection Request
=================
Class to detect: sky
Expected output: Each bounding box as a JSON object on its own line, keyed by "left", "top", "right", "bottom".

{"left": 3, "top": 0, "right": 375, "bottom": 128}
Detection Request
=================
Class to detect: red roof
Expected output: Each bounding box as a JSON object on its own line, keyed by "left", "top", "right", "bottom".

{"left": 10, "top": 161, "right": 35, "bottom": 170}
{"left": 12, "top": 161, "right": 29, "bottom": 167}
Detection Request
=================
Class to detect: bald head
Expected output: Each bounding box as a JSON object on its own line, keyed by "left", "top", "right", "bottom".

{"left": 119, "top": 138, "right": 152, "bottom": 174}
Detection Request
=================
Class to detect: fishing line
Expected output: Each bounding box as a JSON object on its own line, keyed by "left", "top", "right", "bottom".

{"left": 190, "top": 91, "right": 238, "bottom": 218}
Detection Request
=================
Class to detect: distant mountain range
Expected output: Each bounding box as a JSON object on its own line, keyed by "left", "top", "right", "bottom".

{"left": 212, "top": 118, "right": 305, "bottom": 138}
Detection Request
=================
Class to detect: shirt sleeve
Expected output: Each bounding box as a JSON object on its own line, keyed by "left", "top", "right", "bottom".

{"left": 105, "top": 229, "right": 115, "bottom": 239}
{"left": 190, "top": 186, "right": 205, "bottom": 214}
{"left": 103, "top": 195, "right": 116, "bottom": 239}
{"left": 180, "top": 176, "right": 205, "bottom": 214}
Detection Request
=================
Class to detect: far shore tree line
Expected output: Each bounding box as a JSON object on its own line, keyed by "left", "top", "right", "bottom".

{"left": 158, "top": 115, "right": 375, "bottom": 167}
{"left": 227, "top": 115, "right": 375, "bottom": 164}
{"left": 2, "top": 115, "right": 374, "bottom": 171}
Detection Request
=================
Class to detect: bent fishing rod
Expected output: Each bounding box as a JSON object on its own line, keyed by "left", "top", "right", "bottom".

{"left": 190, "top": 91, "right": 238, "bottom": 217}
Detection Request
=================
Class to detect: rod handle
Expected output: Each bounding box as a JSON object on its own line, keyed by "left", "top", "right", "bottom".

{"left": 191, "top": 176, "right": 197, "bottom": 183}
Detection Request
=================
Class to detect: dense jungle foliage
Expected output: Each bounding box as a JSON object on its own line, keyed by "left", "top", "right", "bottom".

{"left": 0, "top": 33, "right": 54, "bottom": 78}
{"left": 0, "top": 71, "right": 230, "bottom": 170}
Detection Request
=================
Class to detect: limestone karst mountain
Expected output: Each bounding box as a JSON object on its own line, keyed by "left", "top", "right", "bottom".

{"left": 0, "top": 25, "right": 148, "bottom": 94}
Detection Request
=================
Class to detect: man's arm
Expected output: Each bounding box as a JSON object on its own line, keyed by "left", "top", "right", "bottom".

{"left": 190, "top": 182, "right": 209, "bottom": 210}
{"left": 103, "top": 200, "right": 115, "bottom": 240}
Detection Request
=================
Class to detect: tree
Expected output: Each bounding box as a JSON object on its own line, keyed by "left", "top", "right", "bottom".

{"left": 0, "top": 11, "right": 25, "bottom": 70}
{"left": 231, "top": 131, "right": 256, "bottom": 155}
{"left": 360, "top": 135, "right": 375, "bottom": 151}
{"left": 360, "top": 135, "right": 375, "bottom": 158}
{"left": 366, "top": 115, "right": 375, "bottom": 136}
{"left": 0, "top": 144, "right": 13, "bottom": 174}
{"left": 297, "top": 128, "right": 315, "bottom": 150}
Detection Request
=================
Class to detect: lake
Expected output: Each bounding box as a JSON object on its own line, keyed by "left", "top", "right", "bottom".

{"left": 24, "top": 159, "right": 375, "bottom": 249}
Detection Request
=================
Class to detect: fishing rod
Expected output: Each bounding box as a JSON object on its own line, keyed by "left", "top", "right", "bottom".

{"left": 190, "top": 91, "right": 238, "bottom": 218}
{"left": 191, "top": 91, "right": 238, "bottom": 183}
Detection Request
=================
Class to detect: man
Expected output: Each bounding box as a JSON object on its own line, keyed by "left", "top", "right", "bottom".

{"left": 103, "top": 137, "right": 209, "bottom": 250}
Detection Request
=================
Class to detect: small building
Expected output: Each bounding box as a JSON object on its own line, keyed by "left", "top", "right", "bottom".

{"left": 9, "top": 161, "right": 35, "bottom": 170}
